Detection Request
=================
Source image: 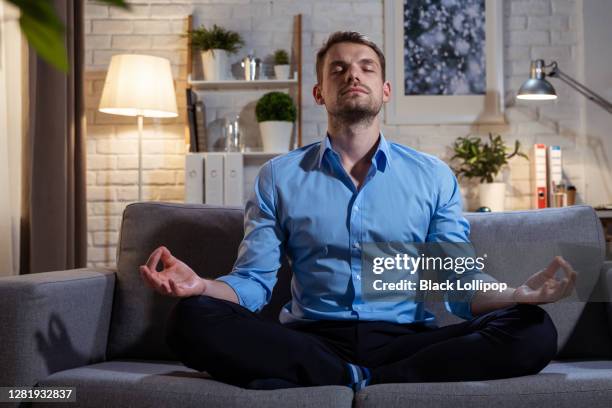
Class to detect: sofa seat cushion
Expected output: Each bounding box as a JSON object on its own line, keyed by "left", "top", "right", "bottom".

{"left": 354, "top": 360, "right": 612, "bottom": 408}
{"left": 35, "top": 360, "right": 353, "bottom": 408}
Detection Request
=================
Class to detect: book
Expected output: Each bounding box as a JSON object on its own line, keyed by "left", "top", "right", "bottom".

{"left": 531, "top": 144, "right": 548, "bottom": 209}
{"left": 547, "top": 146, "right": 563, "bottom": 206}
{"left": 186, "top": 88, "right": 199, "bottom": 152}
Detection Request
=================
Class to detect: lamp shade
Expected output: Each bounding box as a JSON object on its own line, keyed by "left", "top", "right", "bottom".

{"left": 516, "top": 59, "right": 558, "bottom": 101}
{"left": 99, "top": 54, "right": 178, "bottom": 118}
{"left": 517, "top": 78, "right": 558, "bottom": 100}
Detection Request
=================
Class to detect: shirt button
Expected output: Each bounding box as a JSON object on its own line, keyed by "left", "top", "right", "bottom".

{"left": 355, "top": 274, "right": 361, "bottom": 281}
{"left": 353, "top": 242, "right": 360, "bottom": 249}
{"left": 354, "top": 206, "right": 359, "bottom": 211}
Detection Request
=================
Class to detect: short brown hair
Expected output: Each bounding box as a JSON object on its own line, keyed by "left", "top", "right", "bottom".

{"left": 315, "top": 31, "right": 386, "bottom": 84}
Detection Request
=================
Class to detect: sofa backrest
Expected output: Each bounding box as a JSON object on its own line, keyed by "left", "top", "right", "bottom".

{"left": 107, "top": 203, "right": 610, "bottom": 361}
{"left": 451, "top": 206, "right": 610, "bottom": 358}
{"left": 107, "top": 203, "right": 292, "bottom": 361}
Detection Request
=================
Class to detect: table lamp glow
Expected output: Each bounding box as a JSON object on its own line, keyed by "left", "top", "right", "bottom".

{"left": 99, "top": 54, "right": 178, "bottom": 201}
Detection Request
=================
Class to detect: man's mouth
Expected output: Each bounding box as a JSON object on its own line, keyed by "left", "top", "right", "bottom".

{"left": 342, "top": 86, "right": 368, "bottom": 95}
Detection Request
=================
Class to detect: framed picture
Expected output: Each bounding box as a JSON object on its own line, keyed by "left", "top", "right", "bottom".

{"left": 384, "top": 0, "right": 505, "bottom": 125}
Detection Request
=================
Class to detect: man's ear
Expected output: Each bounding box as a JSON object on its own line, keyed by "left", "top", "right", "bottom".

{"left": 382, "top": 80, "right": 391, "bottom": 103}
{"left": 313, "top": 84, "right": 325, "bottom": 106}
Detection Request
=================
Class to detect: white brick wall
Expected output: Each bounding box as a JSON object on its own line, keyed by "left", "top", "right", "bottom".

{"left": 85, "top": 0, "right": 585, "bottom": 268}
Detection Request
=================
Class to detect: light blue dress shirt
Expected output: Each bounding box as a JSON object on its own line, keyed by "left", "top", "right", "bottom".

{"left": 216, "top": 132, "right": 497, "bottom": 326}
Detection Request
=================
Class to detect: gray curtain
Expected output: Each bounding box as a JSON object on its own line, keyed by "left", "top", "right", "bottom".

{"left": 21, "top": 0, "right": 87, "bottom": 274}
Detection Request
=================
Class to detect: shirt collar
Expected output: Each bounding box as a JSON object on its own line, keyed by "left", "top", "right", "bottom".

{"left": 316, "top": 131, "right": 392, "bottom": 171}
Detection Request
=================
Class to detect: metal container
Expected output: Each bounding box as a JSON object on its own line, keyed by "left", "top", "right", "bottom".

{"left": 241, "top": 53, "right": 260, "bottom": 81}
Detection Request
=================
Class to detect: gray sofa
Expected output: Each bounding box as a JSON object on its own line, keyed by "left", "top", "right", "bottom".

{"left": 1, "top": 202, "right": 611, "bottom": 408}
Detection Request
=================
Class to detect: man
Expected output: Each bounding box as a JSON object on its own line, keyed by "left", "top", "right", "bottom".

{"left": 140, "top": 32, "right": 576, "bottom": 391}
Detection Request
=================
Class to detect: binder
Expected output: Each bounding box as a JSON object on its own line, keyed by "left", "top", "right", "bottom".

{"left": 204, "top": 153, "right": 224, "bottom": 205}
{"left": 185, "top": 153, "right": 204, "bottom": 204}
{"left": 224, "top": 153, "right": 244, "bottom": 206}
{"left": 531, "top": 144, "right": 548, "bottom": 208}
{"left": 547, "top": 146, "right": 563, "bottom": 206}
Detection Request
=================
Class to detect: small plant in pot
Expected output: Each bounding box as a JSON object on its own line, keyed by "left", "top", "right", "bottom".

{"left": 187, "top": 24, "right": 244, "bottom": 80}
{"left": 451, "top": 133, "right": 528, "bottom": 211}
{"left": 256, "top": 92, "right": 296, "bottom": 152}
{"left": 273, "top": 49, "right": 291, "bottom": 80}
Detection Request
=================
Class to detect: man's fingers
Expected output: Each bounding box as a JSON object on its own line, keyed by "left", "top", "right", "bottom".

{"left": 139, "top": 267, "right": 155, "bottom": 289}
{"left": 146, "top": 247, "right": 163, "bottom": 271}
{"left": 160, "top": 246, "right": 176, "bottom": 266}
{"left": 140, "top": 265, "right": 158, "bottom": 288}
{"left": 562, "top": 273, "right": 575, "bottom": 298}
{"left": 559, "top": 257, "right": 577, "bottom": 282}
{"left": 169, "top": 279, "right": 181, "bottom": 297}
{"left": 556, "top": 256, "right": 577, "bottom": 298}
{"left": 141, "top": 264, "right": 171, "bottom": 295}
{"left": 541, "top": 257, "right": 562, "bottom": 279}
{"left": 140, "top": 266, "right": 166, "bottom": 296}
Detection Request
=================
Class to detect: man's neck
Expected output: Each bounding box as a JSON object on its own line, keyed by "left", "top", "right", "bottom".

{"left": 326, "top": 116, "right": 381, "bottom": 189}
{"left": 326, "top": 116, "right": 380, "bottom": 165}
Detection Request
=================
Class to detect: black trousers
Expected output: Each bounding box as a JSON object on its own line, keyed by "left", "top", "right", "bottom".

{"left": 165, "top": 295, "right": 558, "bottom": 388}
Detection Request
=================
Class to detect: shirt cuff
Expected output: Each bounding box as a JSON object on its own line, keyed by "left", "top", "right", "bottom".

{"left": 214, "top": 274, "right": 267, "bottom": 312}
{"left": 444, "top": 272, "right": 500, "bottom": 320}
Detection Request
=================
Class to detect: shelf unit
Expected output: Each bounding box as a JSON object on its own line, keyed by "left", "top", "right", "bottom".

{"left": 182, "top": 14, "right": 303, "bottom": 204}
{"left": 184, "top": 14, "right": 303, "bottom": 150}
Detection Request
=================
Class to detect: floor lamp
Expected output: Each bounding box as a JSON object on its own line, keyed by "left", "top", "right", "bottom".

{"left": 98, "top": 54, "right": 178, "bottom": 201}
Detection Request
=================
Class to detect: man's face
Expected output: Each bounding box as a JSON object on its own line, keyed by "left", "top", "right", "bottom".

{"left": 313, "top": 42, "right": 391, "bottom": 123}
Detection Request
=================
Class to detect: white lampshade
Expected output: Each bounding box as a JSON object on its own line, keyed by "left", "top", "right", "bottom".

{"left": 99, "top": 54, "right": 178, "bottom": 118}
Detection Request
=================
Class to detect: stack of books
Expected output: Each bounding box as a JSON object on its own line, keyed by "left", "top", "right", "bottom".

{"left": 531, "top": 144, "right": 574, "bottom": 208}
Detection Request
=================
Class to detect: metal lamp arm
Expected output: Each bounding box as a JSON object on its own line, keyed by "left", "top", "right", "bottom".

{"left": 547, "top": 62, "right": 612, "bottom": 114}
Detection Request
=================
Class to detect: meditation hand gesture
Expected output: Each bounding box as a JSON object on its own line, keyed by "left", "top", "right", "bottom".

{"left": 139, "top": 246, "right": 206, "bottom": 298}
{"left": 513, "top": 256, "right": 577, "bottom": 305}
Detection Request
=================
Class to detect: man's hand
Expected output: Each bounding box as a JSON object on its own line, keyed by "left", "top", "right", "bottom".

{"left": 512, "top": 256, "right": 577, "bottom": 305}
{"left": 139, "top": 246, "right": 207, "bottom": 297}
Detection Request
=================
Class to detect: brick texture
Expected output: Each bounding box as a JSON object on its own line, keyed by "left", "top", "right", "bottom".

{"left": 85, "top": 0, "right": 585, "bottom": 267}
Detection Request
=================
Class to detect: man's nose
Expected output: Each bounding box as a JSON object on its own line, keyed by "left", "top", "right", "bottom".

{"left": 345, "top": 64, "right": 361, "bottom": 83}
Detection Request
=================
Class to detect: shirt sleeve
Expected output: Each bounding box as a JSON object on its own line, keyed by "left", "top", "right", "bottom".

{"left": 215, "top": 160, "right": 285, "bottom": 312}
{"left": 425, "top": 161, "right": 499, "bottom": 320}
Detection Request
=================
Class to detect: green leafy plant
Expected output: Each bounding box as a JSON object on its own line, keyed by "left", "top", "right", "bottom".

{"left": 273, "top": 49, "right": 289, "bottom": 65}
{"left": 186, "top": 24, "right": 244, "bottom": 55}
{"left": 255, "top": 92, "right": 296, "bottom": 122}
{"left": 7, "top": 0, "right": 129, "bottom": 73}
{"left": 451, "top": 133, "right": 529, "bottom": 183}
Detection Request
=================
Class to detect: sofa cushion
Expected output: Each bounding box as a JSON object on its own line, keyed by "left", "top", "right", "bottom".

{"left": 353, "top": 360, "right": 612, "bottom": 408}
{"left": 35, "top": 360, "right": 353, "bottom": 408}
{"left": 107, "top": 203, "right": 292, "bottom": 360}
{"left": 426, "top": 205, "right": 606, "bottom": 353}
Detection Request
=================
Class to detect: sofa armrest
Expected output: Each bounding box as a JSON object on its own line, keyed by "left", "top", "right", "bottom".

{"left": 0, "top": 268, "right": 116, "bottom": 387}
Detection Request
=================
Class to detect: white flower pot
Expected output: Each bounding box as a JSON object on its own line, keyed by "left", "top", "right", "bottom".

{"left": 200, "top": 49, "right": 230, "bottom": 81}
{"left": 273, "top": 65, "right": 291, "bottom": 80}
{"left": 478, "top": 182, "right": 506, "bottom": 212}
{"left": 259, "top": 121, "right": 293, "bottom": 152}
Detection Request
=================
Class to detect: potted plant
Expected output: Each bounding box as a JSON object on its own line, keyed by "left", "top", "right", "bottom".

{"left": 273, "top": 49, "right": 291, "bottom": 80}
{"left": 187, "top": 24, "right": 244, "bottom": 80}
{"left": 451, "top": 133, "right": 528, "bottom": 211}
{"left": 256, "top": 92, "right": 296, "bottom": 152}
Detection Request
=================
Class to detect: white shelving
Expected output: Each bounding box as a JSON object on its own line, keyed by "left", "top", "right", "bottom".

{"left": 187, "top": 74, "right": 298, "bottom": 90}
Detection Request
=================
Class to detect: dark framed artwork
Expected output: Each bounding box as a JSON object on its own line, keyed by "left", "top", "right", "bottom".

{"left": 384, "top": 0, "right": 505, "bottom": 124}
